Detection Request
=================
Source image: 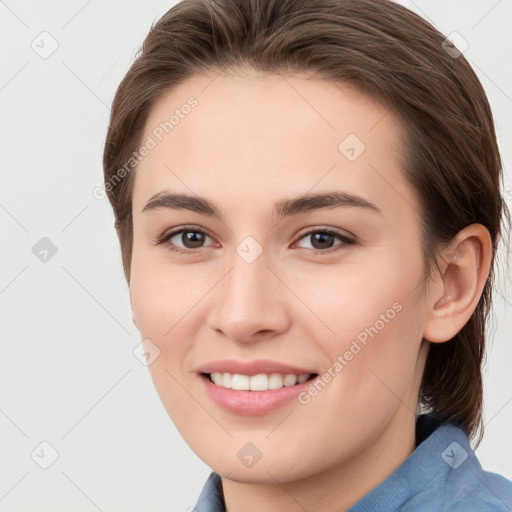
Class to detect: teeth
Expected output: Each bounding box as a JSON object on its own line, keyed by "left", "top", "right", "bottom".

{"left": 209, "top": 372, "right": 311, "bottom": 391}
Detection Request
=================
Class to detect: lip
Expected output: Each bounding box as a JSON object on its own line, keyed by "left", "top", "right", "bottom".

{"left": 196, "top": 358, "right": 317, "bottom": 376}
{"left": 198, "top": 373, "right": 317, "bottom": 415}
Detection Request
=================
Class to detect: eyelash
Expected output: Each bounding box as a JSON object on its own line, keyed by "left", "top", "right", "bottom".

{"left": 155, "top": 225, "right": 356, "bottom": 256}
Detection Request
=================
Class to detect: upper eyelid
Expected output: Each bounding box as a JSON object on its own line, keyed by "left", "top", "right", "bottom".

{"left": 161, "top": 225, "right": 211, "bottom": 239}
{"left": 295, "top": 225, "right": 355, "bottom": 240}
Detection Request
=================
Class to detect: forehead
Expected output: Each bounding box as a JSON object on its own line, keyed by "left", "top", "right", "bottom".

{"left": 132, "top": 71, "right": 413, "bottom": 218}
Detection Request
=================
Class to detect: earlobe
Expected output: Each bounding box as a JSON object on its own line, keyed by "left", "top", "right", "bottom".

{"left": 423, "top": 224, "right": 492, "bottom": 343}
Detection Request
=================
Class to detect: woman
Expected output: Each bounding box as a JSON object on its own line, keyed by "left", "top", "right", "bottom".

{"left": 103, "top": 0, "right": 512, "bottom": 510}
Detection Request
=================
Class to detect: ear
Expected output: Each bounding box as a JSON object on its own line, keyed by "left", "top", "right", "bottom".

{"left": 423, "top": 224, "right": 492, "bottom": 343}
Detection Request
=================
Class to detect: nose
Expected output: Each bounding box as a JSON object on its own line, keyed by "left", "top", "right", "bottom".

{"left": 206, "top": 249, "right": 291, "bottom": 344}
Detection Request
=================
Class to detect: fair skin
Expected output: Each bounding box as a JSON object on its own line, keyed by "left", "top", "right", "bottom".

{"left": 129, "top": 71, "right": 492, "bottom": 512}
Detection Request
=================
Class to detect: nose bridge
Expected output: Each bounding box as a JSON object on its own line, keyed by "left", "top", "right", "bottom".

{"left": 222, "top": 245, "right": 272, "bottom": 317}
{"left": 207, "top": 240, "right": 289, "bottom": 341}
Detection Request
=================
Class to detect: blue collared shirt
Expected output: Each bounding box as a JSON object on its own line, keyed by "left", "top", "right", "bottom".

{"left": 193, "top": 413, "right": 512, "bottom": 511}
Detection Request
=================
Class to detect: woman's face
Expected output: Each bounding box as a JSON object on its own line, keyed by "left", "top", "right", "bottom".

{"left": 129, "top": 71, "right": 432, "bottom": 483}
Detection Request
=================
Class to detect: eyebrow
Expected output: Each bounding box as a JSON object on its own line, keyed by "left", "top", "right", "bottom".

{"left": 142, "top": 190, "right": 381, "bottom": 219}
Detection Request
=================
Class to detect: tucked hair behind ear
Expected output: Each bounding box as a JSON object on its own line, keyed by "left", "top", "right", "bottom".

{"left": 103, "top": 0, "right": 509, "bottom": 446}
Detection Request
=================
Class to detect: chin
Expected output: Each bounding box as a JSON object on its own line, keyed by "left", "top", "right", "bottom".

{"left": 199, "top": 444, "right": 326, "bottom": 485}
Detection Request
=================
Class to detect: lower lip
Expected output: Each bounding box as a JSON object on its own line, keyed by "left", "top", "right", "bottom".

{"left": 199, "top": 374, "right": 316, "bottom": 415}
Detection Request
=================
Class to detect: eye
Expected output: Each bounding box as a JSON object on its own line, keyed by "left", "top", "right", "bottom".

{"left": 294, "top": 228, "right": 355, "bottom": 253}
{"left": 155, "top": 226, "right": 355, "bottom": 255}
{"left": 156, "top": 226, "right": 216, "bottom": 254}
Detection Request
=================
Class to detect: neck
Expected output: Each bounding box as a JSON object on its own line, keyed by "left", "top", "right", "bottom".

{"left": 222, "top": 406, "right": 417, "bottom": 512}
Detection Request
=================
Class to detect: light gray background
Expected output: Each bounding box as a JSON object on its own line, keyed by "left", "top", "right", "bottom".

{"left": 1, "top": 1, "right": 511, "bottom": 511}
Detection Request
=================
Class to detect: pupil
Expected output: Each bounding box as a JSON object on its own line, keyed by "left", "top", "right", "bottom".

{"left": 183, "top": 231, "right": 205, "bottom": 248}
{"left": 312, "top": 233, "right": 334, "bottom": 249}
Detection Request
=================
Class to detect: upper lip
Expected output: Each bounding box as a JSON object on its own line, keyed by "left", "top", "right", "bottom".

{"left": 197, "top": 358, "right": 317, "bottom": 376}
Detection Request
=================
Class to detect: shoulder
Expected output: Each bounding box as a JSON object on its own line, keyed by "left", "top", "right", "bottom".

{"left": 399, "top": 416, "right": 512, "bottom": 512}
{"left": 397, "top": 462, "right": 512, "bottom": 512}
{"left": 454, "top": 466, "right": 512, "bottom": 511}
{"left": 442, "top": 471, "right": 512, "bottom": 511}
{"left": 438, "top": 426, "right": 512, "bottom": 511}
{"left": 439, "top": 468, "right": 512, "bottom": 512}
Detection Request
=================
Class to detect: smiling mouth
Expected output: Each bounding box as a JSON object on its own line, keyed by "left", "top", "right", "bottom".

{"left": 201, "top": 372, "right": 319, "bottom": 391}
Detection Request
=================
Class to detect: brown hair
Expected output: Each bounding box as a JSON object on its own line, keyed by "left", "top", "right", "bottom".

{"left": 103, "top": 0, "right": 509, "bottom": 446}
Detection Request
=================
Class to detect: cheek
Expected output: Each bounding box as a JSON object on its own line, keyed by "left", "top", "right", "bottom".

{"left": 130, "top": 246, "right": 213, "bottom": 337}
{"left": 290, "top": 249, "right": 426, "bottom": 400}
{"left": 129, "top": 263, "right": 199, "bottom": 421}
{"left": 278, "top": 249, "right": 422, "bottom": 342}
